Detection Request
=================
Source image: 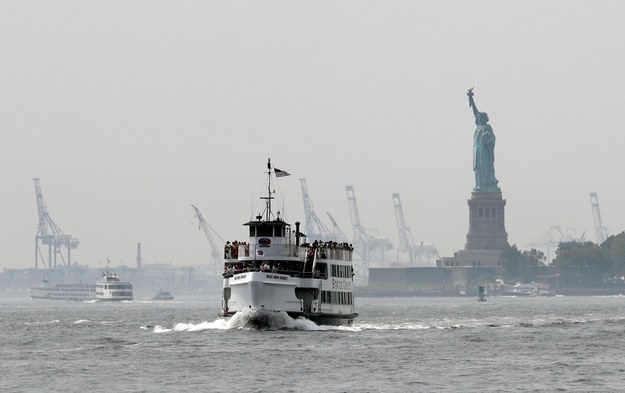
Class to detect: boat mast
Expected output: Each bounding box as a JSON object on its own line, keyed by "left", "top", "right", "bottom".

{"left": 260, "top": 158, "right": 275, "bottom": 221}
{"left": 267, "top": 159, "right": 272, "bottom": 221}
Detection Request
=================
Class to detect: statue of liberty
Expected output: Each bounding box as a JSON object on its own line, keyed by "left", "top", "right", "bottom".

{"left": 467, "top": 88, "right": 499, "bottom": 192}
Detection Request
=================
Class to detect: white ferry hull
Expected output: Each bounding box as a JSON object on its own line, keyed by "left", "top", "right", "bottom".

{"left": 30, "top": 294, "right": 95, "bottom": 301}
{"left": 95, "top": 295, "right": 133, "bottom": 301}
{"left": 30, "top": 284, "right": 97, "bottom": 301}
{"left": 228, "top": 272, "right": 301, "bottom": 313}
{"left": 222, "top": 272, "right": 357, "bottom": 326}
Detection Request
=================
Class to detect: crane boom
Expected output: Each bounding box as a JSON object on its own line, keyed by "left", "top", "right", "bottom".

{"left": 191, "top": 204, "right": 224, "bottom": 275}
{"left": 345, "top": 185, "right": 367, "bottom": 242}
{"left": 590, "top": 193, "right": 609, "bottom": 244}
{"left": 392, "top": 193, "right": 416, "bottom": 262}
{"left": 299, "top": 178, "right": 332, "bottom": 240}
{"left": 326, "top": 212, "right": 350, "bottom": 243}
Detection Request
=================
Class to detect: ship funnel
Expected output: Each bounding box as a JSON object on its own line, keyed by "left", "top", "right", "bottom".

{"left": 295, "top": 222, "right": 301, "bottom": 247}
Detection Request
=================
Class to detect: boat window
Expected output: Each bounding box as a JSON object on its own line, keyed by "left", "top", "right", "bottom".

{"left": 249, "top": 227, "right": 256, "bottom": 237}
{"left": 316, "top": 262, "right": 327, "bottom": 278}
{"left": 256, "top": 225, "right": 273, "bottom": 237}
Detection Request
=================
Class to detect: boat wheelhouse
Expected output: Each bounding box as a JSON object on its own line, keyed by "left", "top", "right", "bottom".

{"left": 219, "top": 159, "right": 358, "bottom": 326}
{"left": 96, "top": 272, "right": 133, "bottom": 301}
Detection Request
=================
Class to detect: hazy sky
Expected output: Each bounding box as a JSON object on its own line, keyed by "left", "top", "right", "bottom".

{"left": 2, "top": 1, "right": 624, "bottom": 270}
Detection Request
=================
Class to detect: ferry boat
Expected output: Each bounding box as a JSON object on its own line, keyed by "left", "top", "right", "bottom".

{"left": 220, "top": 159, "right": 358, "bottom": 326}
{"left": 151, "top": 289, "right": 174, "bottom": 301}
{"left": 96, "top": 271, "right": 133, "bottom": 301}
{"left": 30, "top": 279, "right": 96, "bottom": 301}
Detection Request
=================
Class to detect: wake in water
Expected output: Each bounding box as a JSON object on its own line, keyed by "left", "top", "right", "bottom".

{"left": 150, "top": 309, "right": 357, "bottom": 333}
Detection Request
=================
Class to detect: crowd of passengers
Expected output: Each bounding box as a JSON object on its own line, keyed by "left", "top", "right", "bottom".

{"left": 223, "top": 240, "right": 249, "bottom": 259}
{"left": 223, "top": 239, "right": 353, "bottom": 260}
{"left": 303, "top": 240, "right": 353, "bottom": 259}
{"left": 223, "top": 261, "right": 322, "bottom": 278}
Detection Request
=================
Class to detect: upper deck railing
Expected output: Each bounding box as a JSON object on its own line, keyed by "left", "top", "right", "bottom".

{"left": 224, "top": 241, "right": 353, "bottom": 262}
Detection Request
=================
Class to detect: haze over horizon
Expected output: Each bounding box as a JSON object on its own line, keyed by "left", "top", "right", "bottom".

{"left": 1, "top": 1, "right": 624, "bottom": 270}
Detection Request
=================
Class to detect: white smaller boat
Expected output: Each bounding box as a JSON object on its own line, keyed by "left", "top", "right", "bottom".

{"left": 151, "top": 289, "right": 174, "bottom": 301}
{"left": 501, "top": 282, "right": 554, "bottom": 297}
{"left": 96, "top": 271, "right": 133, "bottom": 301}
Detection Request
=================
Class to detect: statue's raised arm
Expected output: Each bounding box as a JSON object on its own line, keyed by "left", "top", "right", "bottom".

{"left": 467, "top": 87, "right": 479, "bottom": 119}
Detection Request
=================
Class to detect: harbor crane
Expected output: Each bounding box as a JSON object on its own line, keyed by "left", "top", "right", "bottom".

{"left": 393, "top": 193, "right": 416, "bottom": 263}
{"left": 524, "top": 225, "right": 584, "bottom": 263}
{"left": 191, "top": 204, "right": 225, "bottom": 276}
{"left": 392, "top": 193, "right": 438, "bottom": 266}
{"left": 298, "top": 178, "right": 335, "bottom": 241}
{"left": 33, "top": 178, "right": 79, "bottom": 269}
{"left": 345, "top": 185, "right": 393, "bottom": 280}
{"left": 326, "top": 212, "right": 351, "bottom": 244}
{"left": 590, "top": 192, "right": 609, "bottom": 244}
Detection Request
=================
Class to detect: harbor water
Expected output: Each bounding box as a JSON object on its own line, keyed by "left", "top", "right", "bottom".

{"left": 2, "top": 295, "right": 625, "bottom": 392}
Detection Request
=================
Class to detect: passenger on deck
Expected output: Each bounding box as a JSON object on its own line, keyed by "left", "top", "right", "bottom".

{"left": 224, "top": 241, "right": 231, "bottom": 259}
{"left": 231, "top": 241, "right": 239, "bottom": 258}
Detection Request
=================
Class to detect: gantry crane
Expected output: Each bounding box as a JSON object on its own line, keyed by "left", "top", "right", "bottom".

{"left": 524, "top": 225, "right": 584, "bottom": 263}
{"left": 345, "top": 185, "right": 393, "bottom": 279}
{"left": 392, "top": 193, "right": 416, "bottom": 263}
{"left": 392, "top": 193, "right": 438, "bottom": 266}
{"left": 191, "top": 204, "right": 225, "bottom": 276}
{"left": 299, "top": 178, "right": 335, "bottom": 241}
{"left": 326, "top": 212, "right": 350, "bottom": 244}
{"left": 33, "top": 178, "right": 79, "bottom": 269}
{"left": 590, "top": 192, "right": 609, "bottom": 244}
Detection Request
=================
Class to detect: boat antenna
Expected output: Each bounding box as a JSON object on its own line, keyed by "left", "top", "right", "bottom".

{"left": 267, "top": 158, "right": 272, "bottom": 221}
{"left": 260, "top": 158, "right": 275, "bottom": 221}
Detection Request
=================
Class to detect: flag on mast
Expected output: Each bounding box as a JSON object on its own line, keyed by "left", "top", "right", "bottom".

{"left": 274, "top": 168, "right": 290, "bottom": 177}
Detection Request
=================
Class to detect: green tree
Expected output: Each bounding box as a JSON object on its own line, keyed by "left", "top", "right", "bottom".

{"left": 552, "top": 241, "right": 612, "bottom": 286}
{"left": 601, "top": 232, "right": 625, "bottom": 275}
{"left": 500, "top": 244, "right": 545, "bottom": 283}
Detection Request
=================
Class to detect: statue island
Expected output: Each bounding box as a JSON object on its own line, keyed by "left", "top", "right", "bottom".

{"left": 437, "top": 88, "right": 509, "bottom": 269}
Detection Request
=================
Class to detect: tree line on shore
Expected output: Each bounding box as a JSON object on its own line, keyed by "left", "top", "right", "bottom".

{"left": 502, "top": 231, "right": 625, "bottom": 287}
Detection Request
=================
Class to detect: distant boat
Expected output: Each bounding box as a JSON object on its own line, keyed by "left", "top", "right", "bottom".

{"left": 30, "top": 279, "right": 96, "bottom": 301}
{"left": 501, "top": 282, "right": 554, "bottom": 297}
{"left": 151, "top": 289, "right": 174, "bottom": 301}
{"left": 96, "top": 271, "right": 133, "bottom": 301}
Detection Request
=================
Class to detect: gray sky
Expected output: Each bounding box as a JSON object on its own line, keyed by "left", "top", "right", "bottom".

{"left": 1, "top": 1, "right": 624, "bottom": 270}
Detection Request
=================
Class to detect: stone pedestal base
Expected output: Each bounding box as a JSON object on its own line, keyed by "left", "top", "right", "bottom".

{"left": 466, "top": 191, "right": 508, "bottom": 250}
{"left": 436, "top": 191, "right": 509, "bottom": 268}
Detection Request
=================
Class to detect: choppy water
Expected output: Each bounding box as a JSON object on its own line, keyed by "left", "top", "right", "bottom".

{"left": 2, "top": 295, "right": 625, "bottom": 392}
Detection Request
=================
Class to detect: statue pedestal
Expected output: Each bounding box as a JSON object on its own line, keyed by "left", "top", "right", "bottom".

{"left": 466, "top": 191, "right": 508, "bottom": 251}
{"left": 437, "top": 191, "right": 509, "bottom": 268}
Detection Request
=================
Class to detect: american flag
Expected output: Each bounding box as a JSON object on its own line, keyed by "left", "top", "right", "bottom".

{"left": 274, "top": 168, "right": 290, "bottom": 177}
